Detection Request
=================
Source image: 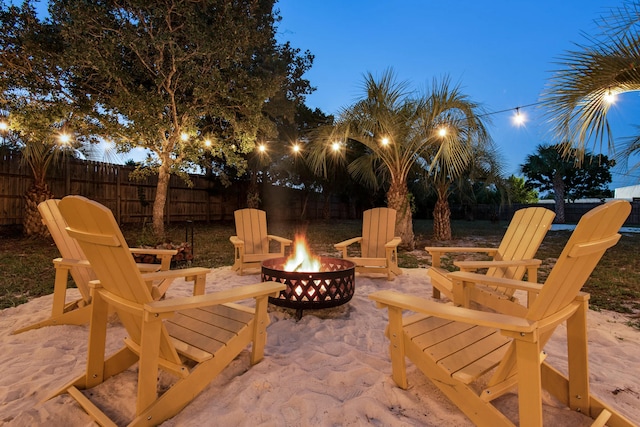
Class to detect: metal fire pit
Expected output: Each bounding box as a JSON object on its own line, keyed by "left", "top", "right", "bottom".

{"left": 261, "top": 257, "right": 355, "bottom": 319}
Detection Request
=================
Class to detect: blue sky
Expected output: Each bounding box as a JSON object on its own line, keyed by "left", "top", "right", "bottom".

{"left": 275, "top": 0, "right": 640, "bottom": 189}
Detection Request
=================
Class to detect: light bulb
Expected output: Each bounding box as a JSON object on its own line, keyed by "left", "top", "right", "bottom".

{"left": 513, "top": 108, "right": 525, "bottom": 126}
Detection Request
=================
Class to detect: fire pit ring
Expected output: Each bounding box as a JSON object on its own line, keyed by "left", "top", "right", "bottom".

{"left": 261, "top": 257, "right": 355, "bottom": 318}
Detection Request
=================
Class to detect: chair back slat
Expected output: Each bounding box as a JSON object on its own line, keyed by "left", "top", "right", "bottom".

{"left": 235, "top": 209, "right": 269, "bottom": 255}
{"left": 486, "top": 207, "right": 555, "bottom": 282}
{"left": 362, "top": 208, "right": 396, "bottom": 258}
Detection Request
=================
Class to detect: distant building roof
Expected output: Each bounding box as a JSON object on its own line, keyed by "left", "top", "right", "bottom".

{"left": 614, "top": 185, "right": 640, "bottom": 200}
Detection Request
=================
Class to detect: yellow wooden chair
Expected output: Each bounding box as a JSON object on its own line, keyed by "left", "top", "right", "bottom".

{"left": 334, "top": 207, "right": 402, "bottom": 280}
{"left": 425, "top": 207, "right": 555, "bottom": 314}
{"left": 12, "top": 199, "right": 205, "bottom": 334}
{"left": 230, "top": 208, "right": 292, "bottom": 275}
{"left": 46, "top": 196, "right": 285, "bottom": 426}
{"left": 370, "top": 200, "right": 634, "bottom": 427}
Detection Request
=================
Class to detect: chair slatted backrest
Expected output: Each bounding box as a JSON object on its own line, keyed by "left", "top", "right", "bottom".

{"left": 486, "top": 207, "right": 555, "bottom": 279}
{"left": 38, "top": 199, "right": 96, "bottom": 301}
{"left": 362, "top": 208, "right": 396, "bottom": 259}
{"left": 235, "top": 209, "right": 269, "bottom": 256}
{"left": 527, "top": 200, "right": 629, "bottom": 321}
{"left": 493, "top": 200, "right": 630, "bottom": 381}
{"left": 58, "top": 196, "right": 181, "bottom": 364}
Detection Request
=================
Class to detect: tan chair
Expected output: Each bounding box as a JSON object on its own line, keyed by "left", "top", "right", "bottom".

{"left": 230, "top": 208, "right": 292, "bottom": 275}
{"left": 46, "top": 195, "right": 285, "bottom": 426}
{"left": 370, "top": 200, "right": 634, "bottom": 427}
{"left": 425, "top": 207, "right": 555, "bottom": 314}
{"left": 12, "top": 199, "right": 204, "bottom": 334}
{"left": 334, "top": 207, "right": 402, "bottom": 280}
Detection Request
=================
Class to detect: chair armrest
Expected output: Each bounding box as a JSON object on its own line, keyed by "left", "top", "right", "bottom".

{"left": 140, "top": 267, "right": 210, "bottom": 282}
{"left": 145, "top": 281, "right": 285, "bottom": 314}
{"left": 229, "top": 236, "right": 244, "bottom": 247}
{"left": 369, "top": 290, "right": 534, "bottom": 333}
{"left": 454, "top": 259, "right": 542, "bottom": 270}
{"left": 425, "top": 246, "right": 499, "bottom": 268}
{"left": 129, "top": 248, "right": 178, "bottom": 256}
{"left": 385, "top": 237, "right": 402, "bottom": 249}
{"left": 447, "top": 271, "right": 544, "bottom": 294}
{"left": 268, "top": 235, "right": 292, "bottom": 246}
{"left": 334, "top": 236, "right": 362, "bottom": 250}
{"left": 53, "top": 257, "right": 92, "bottom": 269}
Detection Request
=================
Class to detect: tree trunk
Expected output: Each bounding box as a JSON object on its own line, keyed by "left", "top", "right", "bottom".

{"left": 386, "top": 179, "right": 414, "bottom": 250}
{"left": 247, "top": 171, "right": 260, "bottom": 208}
{"left": 553, "top": 173, "right": 566, "bottom": 224}
{"left": 23, "top": 182, "right": 54, "bottom": 238}
{"left": 152, "top": 164, "right": 170, "bottom": 240}
{"left": 433, "top": 196, "right": 452, "bottom": 241}
{"left": 322, "top": 192, "right": 331, "bottom": 220}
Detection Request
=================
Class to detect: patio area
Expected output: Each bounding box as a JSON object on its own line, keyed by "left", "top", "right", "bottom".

{"left": 2, "top": 267, "right": 638, "bottom": 426}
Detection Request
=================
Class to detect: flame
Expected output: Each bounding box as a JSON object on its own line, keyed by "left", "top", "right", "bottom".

{"left": 284, "top": 234, "right": 321, "bottom": 272}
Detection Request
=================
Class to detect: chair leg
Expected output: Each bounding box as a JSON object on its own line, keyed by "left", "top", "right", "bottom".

{"left": 250, "top": 296, "right": 270, "bottom": 365}
{"left": 387, "top": 306, "right": 408, "bottom": 389}
{"left": 85, "top": 288, "right": 110, "bottom": 388}
{"left": 137, "top": 315, "right": 163, "bottom": 415}
{"left": 514, "top": 338, "right": 543, "bottom": 427}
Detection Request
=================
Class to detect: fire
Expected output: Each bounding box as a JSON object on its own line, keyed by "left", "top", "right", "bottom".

{"left": 284, "top": 234, "right": 321, "bottom": 272}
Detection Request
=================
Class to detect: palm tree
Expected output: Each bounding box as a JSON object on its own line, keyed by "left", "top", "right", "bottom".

{"left": 423, "top": 140, "right": 501, "bottom": 240}
{"left": 417, "top": 79, "right": 493, "bottom": 240}
{"left": 310, "top": 70, "right": 489, "bottom": 249}
{"left": 541, "top": 1, "right": 640, "bottom": 161}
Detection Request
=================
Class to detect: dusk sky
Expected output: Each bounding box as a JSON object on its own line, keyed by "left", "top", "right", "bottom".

{"left": 275, "top": 0, "right": 640, "bottom": 189}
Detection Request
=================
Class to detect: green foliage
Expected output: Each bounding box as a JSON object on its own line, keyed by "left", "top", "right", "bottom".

{"left": 2, "top": 0, "right": 314, "bottom": 237}
{"left": 541, "top": 1, "right": 640, "bottom": 158}
{"left": 0, "top": 1, "right": 95, "bottom": 185}
{"left": 521, "top": 144, "right": 614, "bottom": 201}
{"left": 506, "top": 175, "right": 538, "bottom": 203}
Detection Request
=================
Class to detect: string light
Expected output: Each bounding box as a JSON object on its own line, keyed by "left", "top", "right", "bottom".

{"left": 180, "top": 132, "right": 189, "bottom": 141}
{"left": 381, "top": 137, "right": 390, "bottom": 146}
{"left": 437, "top": 127, "right": 447, "bottom": 137}
{"left": 258, "top": 144, "right": 266, "bottom": 153}
{"left": 292, "top": 143, "right": 301, "bottom": 153}
{"left": 604, "top": 89, "right": 617, "bottom": 104}
{"left": 512, "top": 107, "right": 526, "bottom": 126}
{"left": 331, "top": 141, "right": 341, "bottom": 152}
{"left": 58, "top": 133, "right": 71, "bottom": 145}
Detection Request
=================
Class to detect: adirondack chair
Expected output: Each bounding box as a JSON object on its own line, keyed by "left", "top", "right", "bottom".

{"left": 425, "top": 207, "right": 555, "bottom": 314}
{"left": 334, "top": 207, "right": 402, "bottom": 281}
{"left": 230, "top": 208, "right": 292, "bottom": 275}
{"left": 46, "top": 195, "right": 285, "bottom": 426}
{"left": 370, "top": 200, "right": 634, "bottom": 427}
{"left": 12, "top": 199, "right": 202, "bottom": 334}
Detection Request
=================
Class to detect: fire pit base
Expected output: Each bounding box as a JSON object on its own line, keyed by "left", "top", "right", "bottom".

{"left": 261, "top": 257, "right": 355, "bottom": 319}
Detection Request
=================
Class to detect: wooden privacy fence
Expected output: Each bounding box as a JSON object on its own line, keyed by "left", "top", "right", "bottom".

{"left": 0, "top": 152, "right": 359, "bottom": 227}
{"left": 0, "top": 152, "right": 245, "bottom": 226}
{"left": 2, "top": 152, "right": 639, "bottom": 227}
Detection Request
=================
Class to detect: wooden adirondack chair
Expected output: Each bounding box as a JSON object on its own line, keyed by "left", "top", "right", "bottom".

{"left": 230, "top": 208, "right": 292, "bottom": 275}
{"left": 370, "top": 200, "right": 634, "bottom": 427}
{"left": 12, "top": 199, "right": 203, "bottom": 334}
{"left": 425, "top": 207, "right": 555, "bottom": 314}
{"left": 334, "top": 207, "right": 402, "bottom": 281}
{"left": 46, "top": 196, "right": 285, "bottom": 426}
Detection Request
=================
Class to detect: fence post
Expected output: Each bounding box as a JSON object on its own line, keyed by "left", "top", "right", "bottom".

{"left": 116, "top": 166, "right": 121, "bottom": 223}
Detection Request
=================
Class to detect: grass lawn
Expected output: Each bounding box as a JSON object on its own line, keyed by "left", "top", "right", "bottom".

{"left": 1, "top": 218, "right": 639, "bottom": 329}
